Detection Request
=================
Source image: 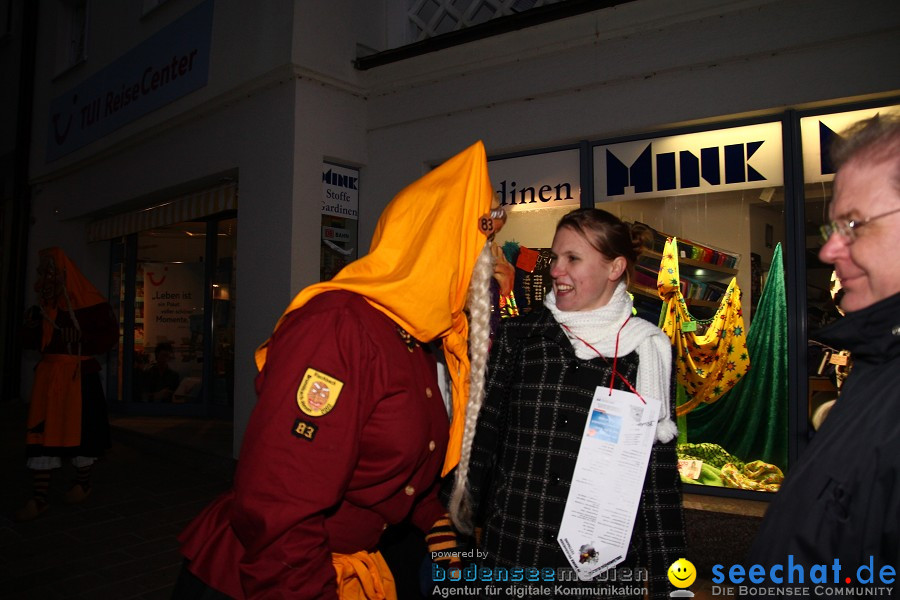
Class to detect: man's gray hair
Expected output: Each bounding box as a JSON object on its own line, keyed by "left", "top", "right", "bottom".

{"left": 831, "top": 112, "right": 900, "bottom": 191}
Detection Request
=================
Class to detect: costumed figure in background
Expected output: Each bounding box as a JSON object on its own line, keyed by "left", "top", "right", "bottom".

{"left": 451, "top": 208, "right": 686, "bottom": 599}
{"left": 743, "top": 114, "right": 900, "bottom": 594}
{"left": 174, "top": 141, "right": 499, "bottom": 599}
{"left": 16, "top": 247, "right": 118, "bottom": 522}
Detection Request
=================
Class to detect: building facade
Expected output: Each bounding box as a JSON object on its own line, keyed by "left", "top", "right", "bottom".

{"left": 5, "top": 0, "right": 899, "bottom": 498}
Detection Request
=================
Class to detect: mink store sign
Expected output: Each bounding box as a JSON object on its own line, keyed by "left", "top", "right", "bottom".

{"left": 45, "top": 0, "right": 214, "bottom": 162}
{"left": 594, "top": 122, "right": 784, "bottom": 202}
{"left": 489, "top": 149, "right": 581, "bottom": 212}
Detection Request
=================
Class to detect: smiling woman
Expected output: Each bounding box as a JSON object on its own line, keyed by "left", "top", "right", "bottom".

{"left": 548, "top": 210, "right": 633, "bottom": 312}
{"left": 454, "top": 207, "right": 685, "bottom": 599}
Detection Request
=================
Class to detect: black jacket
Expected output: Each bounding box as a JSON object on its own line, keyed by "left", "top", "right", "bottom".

{"left": 468, "top": 307, "right": 685, "bottom": 599}
{"left": 744, "top": 292, "right": 900, "bottom": 595}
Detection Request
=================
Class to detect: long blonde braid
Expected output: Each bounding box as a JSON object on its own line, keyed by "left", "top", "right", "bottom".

{"left": 449, "top": 240, "right": 493, "bottom": 534}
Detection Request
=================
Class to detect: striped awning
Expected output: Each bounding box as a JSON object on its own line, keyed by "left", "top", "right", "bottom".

{"left": 88, "top": 183, "right": 237, "bottom": 242}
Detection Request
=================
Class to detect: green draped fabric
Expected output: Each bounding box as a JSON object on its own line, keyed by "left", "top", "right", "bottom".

{"left": 684, "top": 243, "right": 789, "bottom": 470}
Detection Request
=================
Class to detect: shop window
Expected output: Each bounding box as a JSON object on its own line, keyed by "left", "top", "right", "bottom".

{"left": 490, "top": 124, "right": 790, "bottom": 495}
{"left": 595, "top": 124, "right": 788, "bottom": 494}
{"left": 598, "top": 188, "right": 787, "bottom": 491}
{"left": 108, "top": 212, "right": 236, "bottom": 417}
{"left": 133, "top": 223, "right": 207, "bottom": 406}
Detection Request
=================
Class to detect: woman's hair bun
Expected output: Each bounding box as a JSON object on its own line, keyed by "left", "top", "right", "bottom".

{"left": 629, "top": 222, "right": 654, "bottom": 256}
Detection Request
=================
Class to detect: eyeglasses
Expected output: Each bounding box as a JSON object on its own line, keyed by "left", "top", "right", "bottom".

{"left": 819, "top": 206, "right": 900, "bottom": 243}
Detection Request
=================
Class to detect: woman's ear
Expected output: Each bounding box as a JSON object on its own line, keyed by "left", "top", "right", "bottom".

{"left": 609, "top": 256, "right": 627, "bottom": 281}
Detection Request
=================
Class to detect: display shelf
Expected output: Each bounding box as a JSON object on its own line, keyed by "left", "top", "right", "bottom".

{"left": 631, "top": 245, "right": 739, "bottom": 316}
{"left": 631, "top": 281, "right": 727, "bottom": 310}
{"left": 641, "top": 249, "right": 738, "bottom": 277}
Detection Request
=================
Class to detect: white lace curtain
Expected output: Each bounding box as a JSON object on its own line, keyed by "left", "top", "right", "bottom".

{"left": 407, "top": 0, "right": 564, "bottom": 41}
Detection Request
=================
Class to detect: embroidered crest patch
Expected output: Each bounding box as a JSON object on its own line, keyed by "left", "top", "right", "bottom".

{"left": 296, "top": 368, "right": 343, "bottom": 417}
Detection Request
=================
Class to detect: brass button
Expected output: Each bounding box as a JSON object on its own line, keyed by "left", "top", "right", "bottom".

{"left": 404, "top": 485, "right": 415, "bottom": 496}
{"left": 425, "top": 387, "right": 434, "bottom": 398}
{"left": 428, "top": 440, "right": 436, "bottom": 452}
{"left": 382, "top": 523, "right": 388, "bottom": 531}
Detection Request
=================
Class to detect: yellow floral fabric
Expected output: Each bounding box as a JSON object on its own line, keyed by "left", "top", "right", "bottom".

{"left": 657, "top": 237, "right": 750, "bottom": 416}
{"left": 721, "top": 461, "right": 784, "bottom": 492}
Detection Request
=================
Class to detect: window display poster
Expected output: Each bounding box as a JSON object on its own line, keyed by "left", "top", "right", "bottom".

{"left": 143, "top": 262, "right": 204, "bottom": 348}
{"left": 321, "top": 161, "right": 360, "bottom": 281}
{"left": 322, "top": 162, "right": 359, "bottom": 220}
{"left": 320, "top": 215, "right": 358, "bottom": 281}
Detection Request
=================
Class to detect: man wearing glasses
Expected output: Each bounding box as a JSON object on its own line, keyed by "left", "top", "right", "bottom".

{"left": 742, "top": 114, "right": 900, "bottom": 596}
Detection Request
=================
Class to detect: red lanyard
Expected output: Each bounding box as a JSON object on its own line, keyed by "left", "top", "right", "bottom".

{"left": 561, "top": 316, "right": 646, "bottom": 404}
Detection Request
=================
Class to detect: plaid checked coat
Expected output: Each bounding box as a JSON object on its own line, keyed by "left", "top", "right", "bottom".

{"left": 467, "top": 307, "right": 686, "bottom": 599}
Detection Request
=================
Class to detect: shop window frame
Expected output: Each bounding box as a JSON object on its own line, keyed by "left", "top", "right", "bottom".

{"left": 106, "top": 209, "right": 236, "bottom": 419}
{"left": 790, "top": 95, "right": 900, "bottom": 453}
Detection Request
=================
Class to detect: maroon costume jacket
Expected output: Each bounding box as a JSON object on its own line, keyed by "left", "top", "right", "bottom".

{"left": 178, "top": 291, "right": 448, "bottom": 598}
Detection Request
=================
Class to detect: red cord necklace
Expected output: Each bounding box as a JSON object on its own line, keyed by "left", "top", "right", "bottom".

{"left": 561, "top": 316, "right": 646, "bottom": 404}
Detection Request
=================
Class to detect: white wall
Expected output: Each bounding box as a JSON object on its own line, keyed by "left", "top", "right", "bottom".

{"left": 292, "top": 2, "right": 381, "bottom": 83}
{"left": 359, "top": 0, "right": 900, "bottom": 247}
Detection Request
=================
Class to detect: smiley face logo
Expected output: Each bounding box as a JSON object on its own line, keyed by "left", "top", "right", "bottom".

{"left": 667, "top": 558, "right": 696, "bottom": 588}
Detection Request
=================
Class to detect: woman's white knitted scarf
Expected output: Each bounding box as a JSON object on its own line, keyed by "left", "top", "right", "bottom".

{"left": 545, "top": 281, "right": 678, "bottom": 443}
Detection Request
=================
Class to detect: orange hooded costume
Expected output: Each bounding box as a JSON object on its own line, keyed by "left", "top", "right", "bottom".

{"left": 256, "top": 140, "right": 493, "bottom": 476}
{"left": 178, "top": 141, "right": 494, "bottom": 600}
{"left": 25, "top": 247, "right": 117, "bottom": 453}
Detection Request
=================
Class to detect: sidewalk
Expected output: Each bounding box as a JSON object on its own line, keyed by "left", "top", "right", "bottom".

{"left": 0, "top": 401, "right": 234, "bottom": 600}
{"left": 1, "top": 399, "right": 761, "bottom": 599}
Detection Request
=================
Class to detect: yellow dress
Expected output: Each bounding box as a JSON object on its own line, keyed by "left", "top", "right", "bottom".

{"left": 657, "top": 237, "right": 750, "bottom": 416}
